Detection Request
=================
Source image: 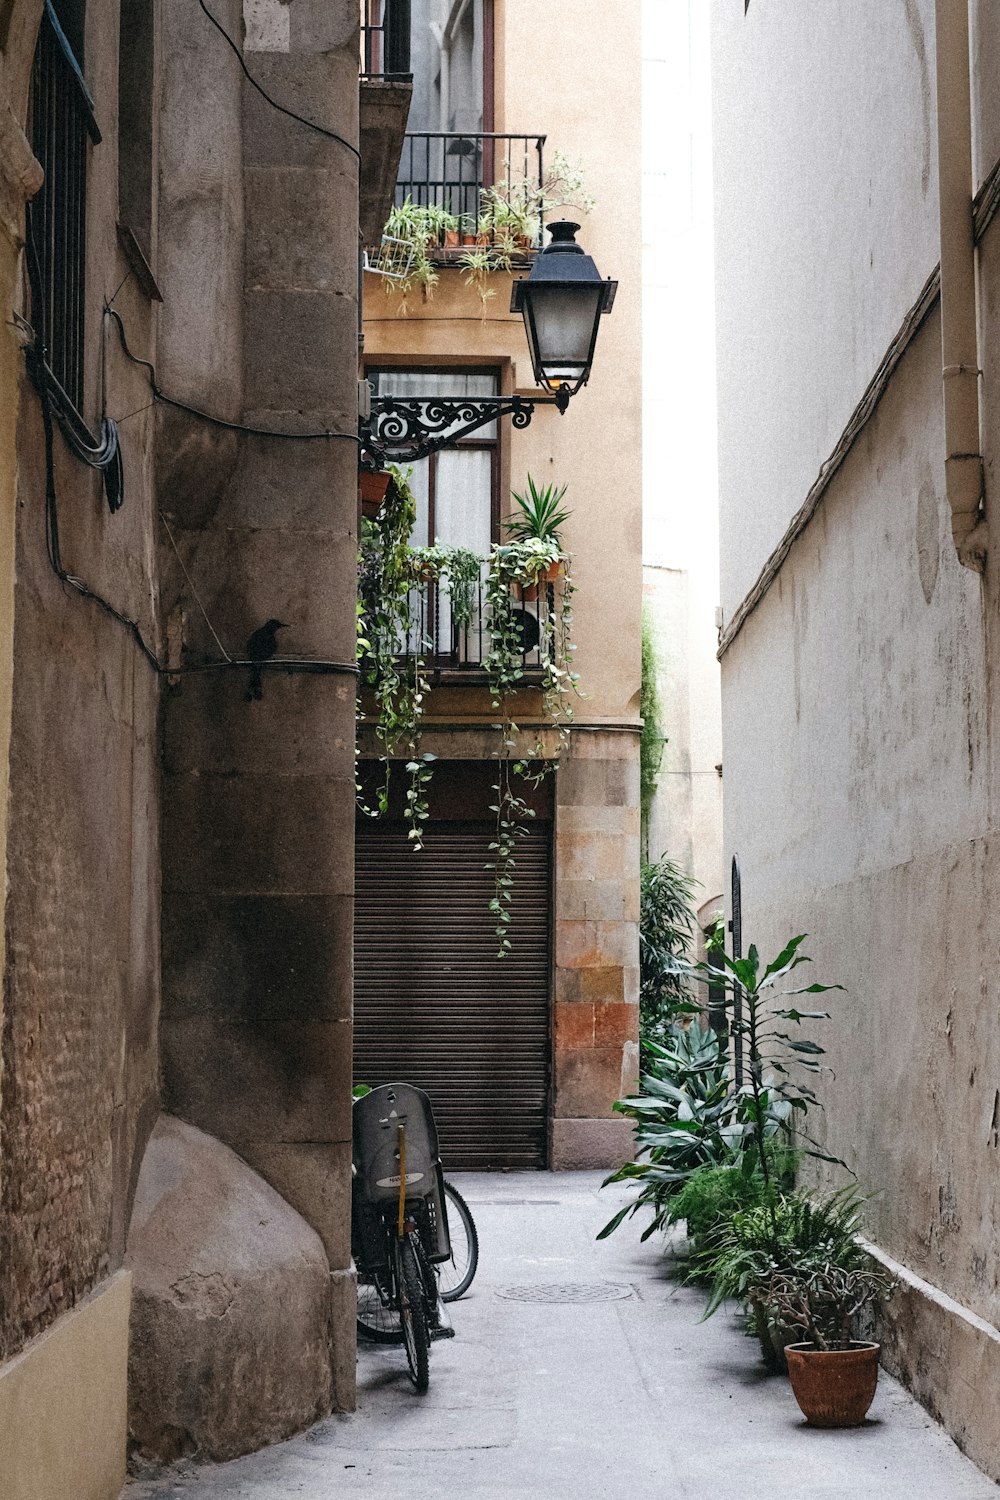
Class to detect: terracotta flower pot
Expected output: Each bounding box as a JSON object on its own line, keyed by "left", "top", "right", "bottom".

{"left": 359, "top": 470, "right": 391, "bottom": 518}
{"left": 521, "top": 559, "right": 563, "bottom": 601}
{"left": 785, "top": 1342, "right": 880, "bottom": 1427}
{"left": 443, "top": 229, "right": 460, "bottom": 248}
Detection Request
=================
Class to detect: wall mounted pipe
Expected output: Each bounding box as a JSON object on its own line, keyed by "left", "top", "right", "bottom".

{"left": 934, "top": 0, "right": 988, "bottom": 570}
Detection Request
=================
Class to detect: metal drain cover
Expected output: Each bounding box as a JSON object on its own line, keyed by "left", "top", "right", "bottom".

{"left": 496, "top": 1282, "right": 635, "bottom": 1304}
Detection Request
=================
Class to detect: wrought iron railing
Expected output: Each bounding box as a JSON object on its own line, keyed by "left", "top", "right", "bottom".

{"left": 360, "top": 0, "right": 412, "bottom": 80}
{"left": 29, "top": 2, "right": 101, "bottom": 417}
{"left": 386, "top": 576, "right": 557, "bottom": 672}
{"left": 395, "top": 133, "right": 546, "bottom": 251}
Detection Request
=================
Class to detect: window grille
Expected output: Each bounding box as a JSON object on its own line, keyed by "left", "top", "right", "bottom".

{"left": 29, "top": 2, "right": 100, "bottom": 416}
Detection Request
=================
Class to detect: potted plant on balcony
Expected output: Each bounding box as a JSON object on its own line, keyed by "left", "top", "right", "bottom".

{"left": 502, "top": 476, "right": 572, "bottom": 595}
{"left": 382, "top": 198, "right": 459, "bottom": 304}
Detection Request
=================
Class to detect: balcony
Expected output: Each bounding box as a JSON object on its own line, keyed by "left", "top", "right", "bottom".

{"left": 394, "top": 133, "right": 546, "bottom": 257}
{"left": 358, "top": 1, "right": 413, "bottom": 246}
{"left": 364, "top": 574, "right": 560, "bottom": 680}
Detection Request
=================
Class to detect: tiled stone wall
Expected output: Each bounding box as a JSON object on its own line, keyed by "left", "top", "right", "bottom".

{"left": 551, "top": 729, "right": 641, "bottom": 1169}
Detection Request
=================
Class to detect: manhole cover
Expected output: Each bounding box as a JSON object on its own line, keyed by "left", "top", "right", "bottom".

{"left": 496, "top": 1282, "right": 635, "bottom": 1304}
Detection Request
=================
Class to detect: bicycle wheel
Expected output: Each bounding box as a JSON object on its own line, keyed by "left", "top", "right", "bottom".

{"left": 438, "top": 1179, "right": 479, "bottom": 1302}
{"left": 396, "top": 1235, "right": 430, "bottom": 1392}
{"left": 357, "top": 1269, "right": 404, "bottom": 1344}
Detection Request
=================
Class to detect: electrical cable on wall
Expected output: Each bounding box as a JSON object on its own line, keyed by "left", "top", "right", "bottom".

{"left": 197, "top": 0, "right": 362, "bottom": 165}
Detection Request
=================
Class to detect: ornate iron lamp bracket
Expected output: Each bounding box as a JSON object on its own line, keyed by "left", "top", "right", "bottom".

{"left": 359, "top": 389, "right": 569, "bottom": 469}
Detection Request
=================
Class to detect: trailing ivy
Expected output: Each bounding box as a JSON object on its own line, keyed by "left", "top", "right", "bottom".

{"left": 639, "top": 602, "right": 665, "bottom": 853}
{"left": 356, "top": 466, "right": 436, "bottom": 847}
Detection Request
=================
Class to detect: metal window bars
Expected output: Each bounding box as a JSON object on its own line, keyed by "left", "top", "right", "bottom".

{"left": 395, "top": 133, "right": 546, "bottom": 251}
{"left": 29, "top": 2, "right": 100, "bottom": 419}
{"left": 360, "top": 0, "right": 413, "bottom": 80}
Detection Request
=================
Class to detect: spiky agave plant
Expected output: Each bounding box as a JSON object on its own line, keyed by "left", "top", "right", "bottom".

{"left": 503, "top": 476, "right": 572, "bottom": 544}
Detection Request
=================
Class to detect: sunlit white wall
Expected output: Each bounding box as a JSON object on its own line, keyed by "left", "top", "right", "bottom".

{"left": 641, "top": 0, "right": 723, "bottom": 909}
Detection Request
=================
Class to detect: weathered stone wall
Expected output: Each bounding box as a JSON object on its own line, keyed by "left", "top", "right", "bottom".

{"left": 551, "top": 729, "right": 640, "bottom": 1168}
{"left": 157, "top": 0, "right": 360, "bottom": 1408}
{"left": 0, "top": 0, "right": 162, "bottom": 1363}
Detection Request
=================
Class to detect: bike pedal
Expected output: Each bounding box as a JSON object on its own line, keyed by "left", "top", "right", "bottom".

{"left": 430, "top": 1324, "right": 456, "bottom": 1341}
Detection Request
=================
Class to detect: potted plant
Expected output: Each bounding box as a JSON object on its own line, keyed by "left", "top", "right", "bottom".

{"left": 502, "top": 476, "right": 571, "bottom": 595}
{"left": 769, "top": 1258, "right": 896, "bottom": 1427}
{"left": 700, "top": 1186, "right": 876, "bottom": 1376}
{"left": 359, "top": 470, "right": 393, "bottom": 517}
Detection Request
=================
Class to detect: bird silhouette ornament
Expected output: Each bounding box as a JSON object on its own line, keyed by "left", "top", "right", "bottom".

{"left": 245, "top": 618, "right": 288, "bottom": 701}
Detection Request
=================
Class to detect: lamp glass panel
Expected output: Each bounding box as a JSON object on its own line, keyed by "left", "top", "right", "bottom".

{"left": 526, "top": 284, "right": 604, "bottom": 380}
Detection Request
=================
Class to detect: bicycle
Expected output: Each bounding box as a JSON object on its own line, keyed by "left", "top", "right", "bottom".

{"left": 352, "top": 1083, "right": 470, "bottom": 1390}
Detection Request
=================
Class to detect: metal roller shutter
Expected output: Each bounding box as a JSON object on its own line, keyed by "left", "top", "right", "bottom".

{"left": 354, "top": 820, "right": 551, "bottom": 1170}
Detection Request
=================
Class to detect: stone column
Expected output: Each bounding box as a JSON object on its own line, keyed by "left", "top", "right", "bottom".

{"left": 552, "top": 729, "right": 641, "bottom": 1168}
{"left": 158, "top": 0, "right": 360, "bottom": 1408}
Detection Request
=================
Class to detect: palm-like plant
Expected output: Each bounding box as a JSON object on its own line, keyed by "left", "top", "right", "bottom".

{"left": 503, "top": 476, "right": 572, "bottom": 545}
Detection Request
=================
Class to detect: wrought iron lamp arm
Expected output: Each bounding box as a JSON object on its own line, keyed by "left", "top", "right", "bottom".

{"left": 359, "top": 388, "right": 570, "bottom": 468}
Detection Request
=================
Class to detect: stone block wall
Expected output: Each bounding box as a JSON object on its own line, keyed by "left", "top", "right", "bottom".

{"left": 551, "top": 729, "right": 641, "bottom": 1169}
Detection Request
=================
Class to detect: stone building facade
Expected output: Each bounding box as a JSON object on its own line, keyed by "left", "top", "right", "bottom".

{"left": 713, "top": 0, "right": 1000, "bottom": 1479}
{"left": 0, "top": 1, "right": 394, "bottom": 1491}
{"left": 357, "top": 0, "right": 643, "bottom": 1171}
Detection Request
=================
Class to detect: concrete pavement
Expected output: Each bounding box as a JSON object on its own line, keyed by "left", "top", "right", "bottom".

{"left": 127, "top": 1172, "right": 998, "bottom": 1499}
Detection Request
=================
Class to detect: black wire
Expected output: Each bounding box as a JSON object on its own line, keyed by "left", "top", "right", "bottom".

{"left": 197, "top": 0, "right": 361, "bottom": 165}
{"left": 106, "top": 309, "right": 361, "bottom": 444}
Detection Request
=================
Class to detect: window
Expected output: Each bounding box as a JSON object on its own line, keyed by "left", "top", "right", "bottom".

{"left": 406, "top": 0, "right": 491, "bottom": 135}
{"left": 368, "top": 367, "right": 499, "bottom": 662}
{"left": 29, "top": 0, "right": 99, "bottom": 416}
{"left": 368, "top": 367, "right": 499, "bottom": 553}
{"left": 118, "top": 0, "right": 155, "bottom": 261}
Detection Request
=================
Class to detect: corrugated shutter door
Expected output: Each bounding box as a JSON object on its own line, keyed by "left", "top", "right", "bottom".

{"left": 354, "top": 820, "right": 551, "bottom": 1170}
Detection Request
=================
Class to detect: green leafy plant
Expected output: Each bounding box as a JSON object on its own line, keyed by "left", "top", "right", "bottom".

{"left": 383, "top": 198, "right": 458, "bottom": 304}
{"left": 669, "top": 1159, "right": 792, "bottom": 1275}
{"left": 600, "top": 934, "right": 843, "bottom": 1245}
{"left": 685, "top": 934, "right": 845, "bottom": 1203}
{"left": 765, "top": 1258, "right": 896, "bottom": 1351}
{"left": 356, "top": 465, "right": 436, "bottom": 846}
{"left": 639, "top": 857, "right": 698, "bottom": 1050}
{"left": 699, "top": 1186, "right": 879, "bottom": 1362}
{"left": 639, "top": 605, "right": 665, "bottom": 848}
{"left": 598, "top": 1025, "right": 739, "bottom": 1241}
{"left": 503, "top": 476, "right": 572, "bottom": 543}
{"left": 484, "top": 523, "right": 578, "bottom": 957}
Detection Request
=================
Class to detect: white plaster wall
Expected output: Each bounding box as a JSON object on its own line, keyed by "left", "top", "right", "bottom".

{"left": 712, "top": 0, "right": 940, "bottom": 614}
{"left": 641, "top": 0, "right": 723, "bottom": 903}
{"left": 722, "top": 298, "right": 1000, "bottom": 1319}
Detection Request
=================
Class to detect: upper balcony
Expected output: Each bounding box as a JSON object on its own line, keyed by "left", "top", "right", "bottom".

{"left": 392, "top": 133, "right": 546, "bottom": 260}
{"left": 358, "top": 1, "right": 414, "bottom": 246}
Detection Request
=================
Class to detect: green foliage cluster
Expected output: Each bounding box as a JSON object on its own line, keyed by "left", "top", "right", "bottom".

{"left": 639, "top": 604, "right": 664, "bottom": 837}
{"left": 600, "top": 934, "right": 841, "bottom": 1239}
{"left": 639, "top": 857, "right": 697, "bottom": 1050}
{"left": 358, "top": 473, "right": 579, "bottom": 955}
{"left": 599, "top": 931, "right": 895, "bottom": 1358}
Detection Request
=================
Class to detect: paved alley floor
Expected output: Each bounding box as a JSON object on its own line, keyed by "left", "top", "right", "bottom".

{"left": 128, "top": 1172, "right": 998, "bottom": 1500}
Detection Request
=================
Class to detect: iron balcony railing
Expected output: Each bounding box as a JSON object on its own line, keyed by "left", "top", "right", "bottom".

{"left": 385, "top": 576, "right": 557, "bottom": 673}
{"left": 29, "top": 2, "right": 101, "bottom": 417}
{"left": 360, "top": 0, "right": 412, "bottom": 80}
{"left": 396, "top": 133, "right": 546, "bottom": 251}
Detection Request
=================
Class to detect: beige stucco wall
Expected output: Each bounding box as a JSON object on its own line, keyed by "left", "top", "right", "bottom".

{"left": 0, "top": 1271, "right": 131, "bottom": 1500}
{"left": 364, "top": 0, "right": 643, "bottom": 729}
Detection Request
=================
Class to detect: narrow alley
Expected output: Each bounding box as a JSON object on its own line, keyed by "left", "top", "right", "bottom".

{"left": 127, "top": 1175, "right": 996, "bottom": 1500}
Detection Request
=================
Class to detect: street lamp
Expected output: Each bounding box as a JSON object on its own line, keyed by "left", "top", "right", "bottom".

{"left": 359, "top": 221, "right": 617, "bottom": 465}
{"left": 510, "top": 221, "right": 617, "bottom": 413}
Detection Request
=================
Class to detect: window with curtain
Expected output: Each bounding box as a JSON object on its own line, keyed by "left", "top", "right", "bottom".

{"left": 369, "top": 367, "right": 499, "bottom": 659}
